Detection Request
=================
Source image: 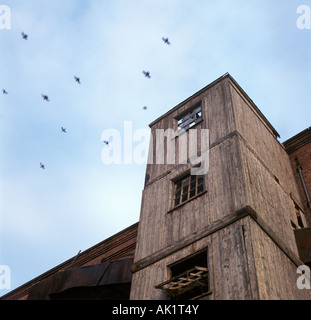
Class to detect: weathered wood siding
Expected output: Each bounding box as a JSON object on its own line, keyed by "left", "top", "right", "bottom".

{"left": 131, "top": 238, "right": 212, "bottom": 300}
{"left": 132, "top": 215, "right": 311, "bottom": 300}
{"left": 230, "top": 80, "right": 302, "bottom": 206}
{"left": 229, "top": 81, "right": 304, "bottom": 254}
{"left": 131, "top": 74, "right": 310, "bottom": 300}
{"left": 210, "top": 218, "right": 258, "bottom": 300}
{"left": 249, "top": 218, "right": 311, "bottom": 299}
{"left": 139, "top": 133, "right": 247, "bottom": 259}
{"left": 239, "top": 140, "right": 300, "bottom": 255}
{"left": 146, "top": 77, "right": 234, "bottom": 183}
{"left": 131, "top": 218, "right": 259, "bottom": 300}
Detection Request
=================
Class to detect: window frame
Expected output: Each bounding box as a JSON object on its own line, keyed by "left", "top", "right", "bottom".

{"left": 294, "top": 203, "right": 306, "bottom": 229}
{"left": 168, "top": 168, "right": 207, "bottom": 213}
{"left": 155, "top": 248, "right": 211, "bottom": 300}
{"left": 174, "top": 102, "right": 203, "bottom": 134}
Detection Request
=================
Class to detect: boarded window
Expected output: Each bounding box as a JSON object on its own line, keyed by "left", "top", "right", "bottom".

{"left": 155, "top": 249, "right": 210, "bottom": 300}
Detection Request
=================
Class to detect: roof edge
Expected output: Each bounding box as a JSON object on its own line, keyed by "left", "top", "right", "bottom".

{"left": 148, "top": 73, "right": 280, "bottom": 139}
{"left": 0, "top": 221, "right": 139, "bottom": 300}
{"left": 283, "top": 127, "right": 311, "bottom": 153}
{"left": 149, "top": 72, "right": 231, "bottom": 128}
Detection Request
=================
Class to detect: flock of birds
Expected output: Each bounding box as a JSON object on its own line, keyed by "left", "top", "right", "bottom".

{"left": 2, "top": 32, "right": 171, "bottom": 169}
{"left": 102, "top": 37, "right": 171, "bottom": 148}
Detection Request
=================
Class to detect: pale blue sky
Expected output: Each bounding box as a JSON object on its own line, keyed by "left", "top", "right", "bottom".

{"left": 1, "top": 0, "right": 310, "bottom": 295}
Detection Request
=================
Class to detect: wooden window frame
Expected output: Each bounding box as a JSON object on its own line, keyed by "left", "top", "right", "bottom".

{"left": 175, "top": 102, "right": 203, "bottom": 133}
{"left": 168, "top": 169, "right": 206, "bottom": 213}
{"left": 155, "top": 248, "right": 211, "bottom": 300}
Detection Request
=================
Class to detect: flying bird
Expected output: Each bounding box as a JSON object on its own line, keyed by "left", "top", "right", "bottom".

{"left": 21, "top": 32, "right": 28, "bottom": 40}
{"left": 143, "top": 106, "right": 148, "bottom": 110}
{"left": 42, "top": 94, "right": 49, "bottom": 101}
{"left": 162, "top": 37, "right": 170, "bottom": 45}
{"left": 2, "top": 89, "right": 8, "bottom": 94}
{"left": 40, "top": 162, "right": 45, "bottom": 169}
{"left": 103, "top": 140, "right": 109, "bottom": 146}
{"left": 61, "top": 127, "right": 67, "bottom": 133}
{"left": 74, "top": 76, "right": 80, "bottom": 84}
{"left": 142, "top": 71, "right": 151, "bottom": 78}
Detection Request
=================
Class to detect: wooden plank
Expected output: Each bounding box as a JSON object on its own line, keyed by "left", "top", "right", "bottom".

{"left": 194, "top": 266, "right": 208, "bottom": 272}
{"left": 179, "top": 277, "right": 196, "bottom": 282}
{"left": 132, "top": 206, "right": 255, "bottom": 273}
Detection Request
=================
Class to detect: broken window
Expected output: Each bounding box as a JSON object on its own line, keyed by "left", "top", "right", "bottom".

{"left": 177, "top": 104, "right": 203, "bottom": 132}
{"left": 155, "top": 249, "right": 210, "bottom": 300}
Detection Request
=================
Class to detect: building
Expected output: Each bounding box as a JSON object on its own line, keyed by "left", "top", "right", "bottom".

{"left": 284, "top": 127, "right": 311, "bottom": 267}
{"left": 1, "top": 223, "right": 138, "bottom": 300}
{"left": 1, "top": 73, "right": 311, "bottom": 300}
{"left": 130, "top": 73, "right": 311, "bottom": 300}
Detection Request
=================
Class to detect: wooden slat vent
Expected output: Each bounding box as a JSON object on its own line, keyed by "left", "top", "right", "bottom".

{"left": 155, "top": 266, "right": 208, "bottom": 296}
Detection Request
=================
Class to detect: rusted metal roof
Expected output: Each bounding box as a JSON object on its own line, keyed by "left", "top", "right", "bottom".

{"left": 27, "top": 257, "right": 133, "bottom": 300}
{"left": 1, "top": 223, "right": 138, "bottom": 300}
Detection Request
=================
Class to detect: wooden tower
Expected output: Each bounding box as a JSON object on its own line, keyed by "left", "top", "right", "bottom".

{"left": 130, "top": 73, "right": 311, "bottom": 300}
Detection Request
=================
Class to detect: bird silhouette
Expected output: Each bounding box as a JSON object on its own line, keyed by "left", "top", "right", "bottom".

{"left": 2, "top": 89, "right": 8, "bottom": 94}
{"left": 103, "top": 140, "right": 109, "bottom": 146}
{"left": 74, "top": 76, "right": 80, "bottom": 84}
{"left": 61, "top": 127, "right": 67, "bottom": 133}
{"left": 42, "top": 94, "right": 49, "bottom": 101}
{"left": 21, "top": 32, "right": 28, "bottom": 40}
{"left": 40, "top": 162, "right": 45, "bottom": 169}
{"left": 142, "top": 71, "right": 151, "bottom": 78}
{"left": 162, "top": 37, "right": 170, "bottom": 45}
{"left": 143, "top": 106, "right": 148, "bottom": 110}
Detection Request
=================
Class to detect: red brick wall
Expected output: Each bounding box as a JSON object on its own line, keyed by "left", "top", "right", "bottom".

{"left": 284, "top": 128, "right": 311, "bottom": 225}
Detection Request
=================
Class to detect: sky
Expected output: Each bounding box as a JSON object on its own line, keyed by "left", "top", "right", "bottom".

{"left": 0, "top": 0, "right": 310, "bottom": 296}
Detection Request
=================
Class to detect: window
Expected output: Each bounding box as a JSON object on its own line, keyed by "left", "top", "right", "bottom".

{"left": 173, "top": 174, "right": 205, "bottom": 208}
{"left": 177, "top": 104, "right": 202, "bottom": 132}
{"left": 155, "top": 249, "right": 210, "bottom": 300}
{"left": 295, "top": 204, "right": 305, "bottom": 229}
{"left": 291, "top": 201, "right": 305, "bottom": 230}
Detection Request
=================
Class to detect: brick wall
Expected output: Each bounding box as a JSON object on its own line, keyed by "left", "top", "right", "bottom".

{"left": 284, "top": 127, "right": 311, "bottom": 226}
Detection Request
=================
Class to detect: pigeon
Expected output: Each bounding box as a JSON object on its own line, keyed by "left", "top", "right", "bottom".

{"left": 162, "top": 37, "right": 170, "bottom": 45}
{"left": 42, "top": 94, "right": 49, "bottom": 102}
{"left": 142, "top": 71, "right": 151, "bottom": 78}
{"left": 40, "top": 162, "right": 45, "bottom": 169}
{"left": 2, "top": 89, "right": 8, "bottom": 94}
{"left": 143, "top": 106, "right": 148, "bottom": 110}
{"left": 21, "top": 32, "right": 28, "bottom": 40}
{"left": 61, "top": 127, "right": 67, "bottom": 133}
{"left": 74, "top": 76, "right": 80, "bottom": 84}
